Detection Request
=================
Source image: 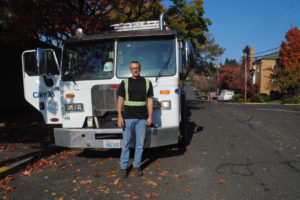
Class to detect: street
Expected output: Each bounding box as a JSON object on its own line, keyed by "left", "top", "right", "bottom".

{"left": 1, "top": 86, "right": 300, "bottom": 200}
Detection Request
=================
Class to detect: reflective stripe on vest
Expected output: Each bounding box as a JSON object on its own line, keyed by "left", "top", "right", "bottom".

{"left": 124, "top": 78, "right": 150, "bottom": 106}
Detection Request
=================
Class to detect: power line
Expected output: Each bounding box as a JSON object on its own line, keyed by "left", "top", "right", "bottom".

{"left": 240, "top": 0, "right": 287, "bottom": 46}
{"left": 249, "top": 1, "right": 300, "bottom": 45}
{"left": 254, "top": 47, "right": 280, "bottom": 55}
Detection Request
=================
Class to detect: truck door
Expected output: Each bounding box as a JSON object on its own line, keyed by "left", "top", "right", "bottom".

{"left": 21, "top": 49, "right": 62, "bottom": 124}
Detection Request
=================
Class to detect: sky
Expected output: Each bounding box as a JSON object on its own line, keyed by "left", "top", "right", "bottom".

{"left": 162, "top": 0, "right": 300, "bottom": 64}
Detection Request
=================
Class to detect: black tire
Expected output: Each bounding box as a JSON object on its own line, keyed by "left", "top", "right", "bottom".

{"left": 178, "top": 94, "right": 187, "bottom": 148}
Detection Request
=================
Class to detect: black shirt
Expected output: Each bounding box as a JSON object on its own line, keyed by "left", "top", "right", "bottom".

{"left": 117, "top": 76, "right": 153, "bottom": 119}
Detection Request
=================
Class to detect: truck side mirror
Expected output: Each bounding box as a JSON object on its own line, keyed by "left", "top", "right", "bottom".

{"left": 183, "top": 41, "right": 195, "bottom": 78}
{"left": 185, "top": 41, "right": 194, "bottom": 69}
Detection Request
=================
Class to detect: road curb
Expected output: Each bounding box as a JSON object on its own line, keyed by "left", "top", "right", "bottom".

{"left": 0, "top": 145, "right": 59, "bottom": 179}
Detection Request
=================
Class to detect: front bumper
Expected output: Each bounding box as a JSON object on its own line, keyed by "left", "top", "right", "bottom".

{"left": 54, "top": 126, "right": 179, "bottom": 148}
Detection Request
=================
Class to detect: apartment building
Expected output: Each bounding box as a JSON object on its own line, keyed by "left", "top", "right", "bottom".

{"left": 252, "top": 51, "right": 279, "bottom": 94}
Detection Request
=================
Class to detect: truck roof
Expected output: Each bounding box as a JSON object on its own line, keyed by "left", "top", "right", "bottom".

{"left": 65, "top": 29, "right": 177, "bottom": 44}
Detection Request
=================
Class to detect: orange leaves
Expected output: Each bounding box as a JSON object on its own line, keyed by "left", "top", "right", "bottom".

{"left": 0, "top": 144, "right": 16, "bottom": 152}
{"left": 143, "top": 179, "right": 158, "bottom": 188}
{"left": 19, "top": 158, "right": 57, "bottom": 176}
{"left": 0, "top": 176, "right": 14, "bottom": 194}
{"left": 113, "top": 178, "right": 121, "bottom": 186}
{"left": 158, "top": 171, "right": 168, "bottom": 176}
{"left": 218, "top": 179, "right": 227, "bottom": 184}
{"left": 144, "top": 192, "right": 159, "bottom": 199}
{"left": 0, "top": 176, "right": 13, "bottom": 188}
{"left": 79, "top": 180, "right": 92, "bottom": 185}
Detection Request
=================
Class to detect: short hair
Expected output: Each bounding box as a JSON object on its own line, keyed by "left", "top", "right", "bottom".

{"left": 129, "top": 60, "right": 141, "bottom": 68}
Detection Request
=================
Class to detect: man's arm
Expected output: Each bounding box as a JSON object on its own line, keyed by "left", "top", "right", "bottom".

{"left": 117, "top": 96, "right": 124, "bottom": 128}
{"left": 146, "top": 97, "right": 153, "bottom": 126}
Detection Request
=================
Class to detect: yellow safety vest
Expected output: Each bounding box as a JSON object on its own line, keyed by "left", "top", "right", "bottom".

{"left": 124, "top": 78, "right": 150, "bottom": 106}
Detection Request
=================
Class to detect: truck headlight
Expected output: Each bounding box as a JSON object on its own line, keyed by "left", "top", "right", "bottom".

{"left": 65, "top": 103, "right": 84, "bottom": 112}
{"left": 160, "top": 101, "right": 171, "bottom": 110}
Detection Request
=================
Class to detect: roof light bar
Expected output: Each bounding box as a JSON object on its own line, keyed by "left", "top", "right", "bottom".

{"left": 111, "top": 20, "right": 165, "bottom": 32}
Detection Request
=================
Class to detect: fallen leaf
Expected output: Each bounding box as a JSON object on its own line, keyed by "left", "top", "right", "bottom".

{"left": 159, "top": 171, "right": 168, "bottom": 176}
{"left": 143, "top": 179, "right": 158, "bottom": 187}
{"left": 114, "top": 178, "right": 121, "bottom": 185}
{"left": 279, "top": 147, "right": 284, "bottom": 151}
{"left": 123, "top": 194, "right": 131, "bottom": 198}
{"left": 256, "top": 150, "right": 263, "bottom": 154}
{"left": 3, "top": 186, "right": 15, "bottom": 193}
{"left": 218, "top": 179, "right": 226, "bottom": 184}
{"left": 237, "top": 184, "right": 242, "bottom": 187}
{"left": 186, "top": 188, "right": 192, "bottom": 192}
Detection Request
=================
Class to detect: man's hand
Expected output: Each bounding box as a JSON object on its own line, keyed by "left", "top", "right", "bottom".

{"left": 146, "top": 116, "right": 152, "bottom": 126}
{"left": 118, "top": 117, "right": 124, "bottom": 128}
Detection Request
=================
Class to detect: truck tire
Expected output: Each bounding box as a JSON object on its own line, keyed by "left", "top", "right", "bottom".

{"left": 178, "top": 94, "right": 187, "bottom": 148}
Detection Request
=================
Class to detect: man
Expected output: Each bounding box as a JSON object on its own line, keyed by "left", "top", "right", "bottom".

{"left": 117, "top": 60, "right": 153, "bottom": 177}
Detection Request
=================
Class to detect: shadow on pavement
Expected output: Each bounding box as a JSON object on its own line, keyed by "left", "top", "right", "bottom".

{"left": 0, "top": 106, "right": 56, "bottom": 147}
{"left": 77, "top": 99, "right": 204, "bottom": 170}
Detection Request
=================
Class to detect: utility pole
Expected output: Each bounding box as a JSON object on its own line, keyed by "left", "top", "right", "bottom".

{"left": 216, "top": 58, "right": 220, "bottom": 95}
{"left": 244, "top": 53, "right": 247, "bottom": 102}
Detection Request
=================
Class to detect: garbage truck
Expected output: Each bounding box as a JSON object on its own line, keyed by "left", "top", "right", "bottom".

{"left": 21, "top": 12, "right": 194, "bottom": 149}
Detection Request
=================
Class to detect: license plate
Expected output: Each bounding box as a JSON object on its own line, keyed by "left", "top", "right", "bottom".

{"left": 103, "top": 140, "right": 121, "bottom": 148}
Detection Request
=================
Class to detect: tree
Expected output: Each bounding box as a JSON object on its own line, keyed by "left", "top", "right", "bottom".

{"left": 219, "top": 62, "right": 254, "bottom": 95}
{"left": 222, "top": 58, "right": 238, "bottom": 67}
{"left": 277, "top": 27, "right": 300, "bottom": 94}
{"left": 192, "top": 75, "right": 218, "bottom": 93}
{"left": 0, "top": 0, "right": 164, "bottom": 48}
{"left": 270, "top": 27, "right": 300, "bottom": 95}
{"left": 167, "top": 0, "right": 224, "bottom": 65}
{"left": 219, "top": 64, "right": 244, "bottom": 93}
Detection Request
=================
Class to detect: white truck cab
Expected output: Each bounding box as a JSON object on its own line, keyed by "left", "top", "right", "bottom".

{"left": 21, "top": 13, "right": 194, "bottom": 149}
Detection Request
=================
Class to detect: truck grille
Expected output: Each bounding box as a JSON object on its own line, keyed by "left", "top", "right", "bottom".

{"left": 91, "top": 85, "right": 118, "bottom": 116}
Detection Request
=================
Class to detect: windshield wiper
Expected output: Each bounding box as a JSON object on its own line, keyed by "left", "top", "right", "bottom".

{"left": 155, "top": 50, "right": 172, "bottom": 82}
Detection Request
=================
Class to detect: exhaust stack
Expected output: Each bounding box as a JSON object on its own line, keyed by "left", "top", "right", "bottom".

{"left": 159, "top": 12, "right": 166, "bottom": 30}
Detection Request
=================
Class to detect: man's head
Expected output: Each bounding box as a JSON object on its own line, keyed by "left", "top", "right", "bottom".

{"left": 129, "top": 60, "right": 141, "bottom": 79}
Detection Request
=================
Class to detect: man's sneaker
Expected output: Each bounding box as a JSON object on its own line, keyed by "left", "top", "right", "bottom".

{"left": 133, "top": 167, "right": 143, "bottom": 176}
{"left": 119, "top": 169, "right": 128, "bottom": 178}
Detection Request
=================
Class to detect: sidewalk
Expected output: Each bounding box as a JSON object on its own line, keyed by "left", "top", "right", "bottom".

{"left": 0, "top": 108, "right": 59, "bottom": 178}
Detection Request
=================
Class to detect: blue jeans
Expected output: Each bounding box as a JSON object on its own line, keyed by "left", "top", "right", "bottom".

{"left": 120, "top": 119, "right": 146, "bottom": 169}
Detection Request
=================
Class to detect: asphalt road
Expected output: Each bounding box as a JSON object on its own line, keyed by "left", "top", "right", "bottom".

{"left": 1, "top": 85, "right": 300, "bottom": 200}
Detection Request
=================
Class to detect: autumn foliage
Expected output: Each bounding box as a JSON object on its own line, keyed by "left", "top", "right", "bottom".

{"left": 276, "top": 27, "right": 300, "bottom": 94}
{"left": 0, "top": 0, "right": 165, "bottom": 47}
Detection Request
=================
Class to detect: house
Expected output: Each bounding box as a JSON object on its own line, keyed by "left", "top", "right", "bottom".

{"left": 252, "top": 51, "right": 279, "bottom": 95}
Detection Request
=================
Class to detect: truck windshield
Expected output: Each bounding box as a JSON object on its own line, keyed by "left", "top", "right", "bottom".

{"left": 62, "top": 40, "right": 114, "bottom": 81}
{"left": 117, "top": 38, "right": 175, "bottom": 78}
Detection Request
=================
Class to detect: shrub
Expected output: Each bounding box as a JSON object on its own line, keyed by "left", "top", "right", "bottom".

{"left": 237, "top": 98, "right": 244, "bottom": 102}
{"left": 281, "top": 97, "right": 300, "bottom": 104}
{"left": 250, "top": 96, "right": 264, "bottom": 103}
{"left": 280, "top": 94, "right": 294, "bottom": 100}
{"left": 270, "top": 91, "right": 282, "bottom": 100}
{"left": 232, "top": 94, "right": 243, "bottom": 102}
{"left": 260, "top": 93, "right": 270, "bottom": 102}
